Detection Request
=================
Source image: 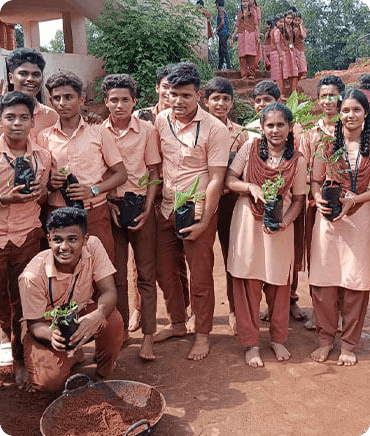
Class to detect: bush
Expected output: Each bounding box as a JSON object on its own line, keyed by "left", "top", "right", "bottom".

{"left": 92, "top": 0, "right": 205, "bottom": 107}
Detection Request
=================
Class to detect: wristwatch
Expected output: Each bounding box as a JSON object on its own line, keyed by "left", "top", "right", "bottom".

{"left": 90, "top": 186, "right": 100, "bottom": 197}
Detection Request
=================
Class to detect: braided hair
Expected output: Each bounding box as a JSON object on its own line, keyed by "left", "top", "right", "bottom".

{"left": 333, "top": 88, "right": 370, "bottom": 157}
{"left": 259, "top": 103, "right": 295, "bottom": 161}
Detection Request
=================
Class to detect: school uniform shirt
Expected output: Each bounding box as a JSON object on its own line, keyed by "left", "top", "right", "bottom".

{"left": 102, "top": 115, "right": 161, "bottom": 197}
{"left": 37, "top": 117, "right": 123, "bottom": 208}
{"left": 0, "top": 135, "right": 51, "bottom": 249}
{"left": 226, "top": 118, "right": 249, "bottom": 153}
{"left": 155, "top": 105, "right": 229, "bottom": 220}
{"left": 19, "top": 235, "right": 116, "bottom": 320}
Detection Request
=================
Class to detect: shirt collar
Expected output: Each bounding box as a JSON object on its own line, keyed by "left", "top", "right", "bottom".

{"left": 53, "top": 115, "right": 85, "bottom": 136}
{"left": 169, "top": 104, "right": 204, "bottom": 124}
{"left": 105, "top": 114, "right": 140, "bottom": 136}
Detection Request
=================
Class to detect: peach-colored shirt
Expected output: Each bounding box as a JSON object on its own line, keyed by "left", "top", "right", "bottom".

{"left": 102, "top": 115, "right": 161, "bottom": 196}
{"left": 299, "top": 118, "right": 335, "bottom": 170}
{"left": 0, "top": 102, "right": 58, "bottom": 143}
{"left": 0, "top": 135, "right": 51, "bottom": 249}
{"left": 19, "top": 236, "right": 116, "bottom": 320}
{"left": 227, "top": 118, "right": 249, "bottom": 153}
{"left": 37, "top": 117, "right": 123, "bottom": 208}
{"left": 155, "top": 105, "right": 229, "bottom": 219}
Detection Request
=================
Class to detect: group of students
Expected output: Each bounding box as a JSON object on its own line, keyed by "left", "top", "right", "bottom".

{"left": 1, "top": 46, "right": 369, "bottom": 394}
{"left": 230, "top": 1, "right": 307, "bottom": 98}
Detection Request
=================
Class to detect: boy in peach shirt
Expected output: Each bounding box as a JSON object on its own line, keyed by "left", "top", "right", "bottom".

{"left": 154, "top": 62, "right": 229, "bottom": 360}
{"left": 102, "top": 74, "right": 161, "bottom": 360}
{"left": 37, "top": 72, "right": 127, "bottom": 261}
{"left": 0, "top": 91, "right": 51, "bottom": 387}
{"left": 19, "top": 207, "right": 124, "bottom": 392}
{"left": 203, "top": 76, "right": 248, "bottom": 336}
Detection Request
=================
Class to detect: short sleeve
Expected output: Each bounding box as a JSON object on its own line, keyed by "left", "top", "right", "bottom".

{"left": 229, "top": 141, "right": 251, "bottom": 177}
{"left": 208, "top": 124, "right": 229, "bottom": 167}
{"left": 144, "top": 123, "right": 161, "bottom": 166}
{"left": 89, "top": 237, "right": 117, "bottom": 283}
{"left": 100, "top": 127, "right": 124, "bottom": 168}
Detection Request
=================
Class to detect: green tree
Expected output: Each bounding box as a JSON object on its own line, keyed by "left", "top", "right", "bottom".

{"left": 90, "top": 0, "right": 204, "bottom": 107}
{"left": 41, "top": 29, "right": 65, "bottom": 53}
{"left": 15, "top": 24, "right": 23, "bottom": 48}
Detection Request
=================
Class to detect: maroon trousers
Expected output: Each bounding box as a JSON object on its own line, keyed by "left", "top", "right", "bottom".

{"left": 233, "top": 277, "right": 291, "bottom": 347}
{"left": 0, "top": 228, "right": 43, "bottom": 361}
{"left": 312, "top": 286, "right": 369, "bottom": 351}
{"left": 112, "top": 209, "right": 157, "bottom": 335}
{"left": 156, "top": 212, "right": 217, "bottom": 334}
{"left": 23, "top": 305, "right": 123, "bottom": 392}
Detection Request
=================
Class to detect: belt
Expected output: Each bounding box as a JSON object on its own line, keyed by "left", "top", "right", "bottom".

{"left": 84, "top": 198, "right": 107, "bottom": 211}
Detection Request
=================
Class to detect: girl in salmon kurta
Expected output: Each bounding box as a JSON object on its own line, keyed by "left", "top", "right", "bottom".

{"left": 310, "top": 89, "right": 370, "bottom": 366}
{"left": 252, "top": 1, "right": 262, "bottom": 70}
{"left": 293, "top": 13, "right": 307, "bottom": 80}
{"left": 226, "top": 103, "right": 306, "bottom": 367}
{"left": 270, "top": 14, "right": 284, "bottom": 97}
{"left": 230, "top": 0, "right": 258, "bottom": 79}
{"left": 262, "top": 19, "right": 273, "bottom": 71}
{"left": 281, "top": 11, "right": 298, "bottom": 95}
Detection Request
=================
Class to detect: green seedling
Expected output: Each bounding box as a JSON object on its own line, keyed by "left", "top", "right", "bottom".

{"left": 262, "top": 168, "right": 285, "bottom": 202}
{"left": 59, "top": 167, "right": 66, "bottom": 175}
{"left": 174, "top": 175, "right": 205, "bottom": 212}
{"left": 138, "top": 171, "right": 163, "bottom": 189}
{"left": 43, "top": 301, "right": 79, "bottom": 330}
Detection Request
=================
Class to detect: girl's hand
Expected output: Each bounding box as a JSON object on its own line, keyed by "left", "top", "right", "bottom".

{"left": 333, "top": 192, "right": 357, "bottom": 221}
{"left": 314, "top": 192, "right": 332, "bottom": 217}
{"left": 248, "top": 184, "right": 266, "bottom": 204}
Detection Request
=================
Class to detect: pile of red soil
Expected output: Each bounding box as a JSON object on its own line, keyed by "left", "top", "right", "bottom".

{"left": 48, "top": 388, "right": 161, "bottom": 436}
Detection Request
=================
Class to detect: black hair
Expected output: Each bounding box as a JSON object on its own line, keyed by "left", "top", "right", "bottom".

{"left": 284, "top": 11, "right": 294, "bottom": 42}
{"left": 252, "top": 80, "right": 280, "bottom": 100}
{"left": 215, "top": 0, "right": 224, "bottom": 6}
{"left": 333, "top": 88, "right": 370, "bottom": 157}
{"left": 288, "top": 5, "right": 298, "bottom": 12}
{"left": 0, "top": 91, "right": 35, "bottom": 117}
{"left": 6, "top": 48, "right": 46, "bottom": 74}
{"left": 102, "top": 74, "right": 137, "bottom": 100}
{"left": 294, "top": 12, "right": 302, "bottom": 19}
{"left": 45, "top": 72, "right": 83, "bottom": 97}
{"left": 196, "top": 0, "right": 204, "bottom": 5}
{"left": 46, "top": 207, "right": 88, "bottom": 235}
{"left": 156, "top": 65, "right": 173, "bottom": 86}
{"left": 205, "top": 77, "right": 233, "bottom": 99}
{"left": 167, "top": 62, "right": 201, "bottom": 91}
{"left": 265, "top": 19, "right": 274, "bottom": 28}
{"left": 241, "top": 0, "right": 252, "bottom": 16}
{"left": 317, "top": 75, "right": 345, "bottom": 98}
{"left": 259, "top": 102, "right": 294, "bottom": 161}
{"left": 359, "top": 74, "right": 370, "bottom": 91}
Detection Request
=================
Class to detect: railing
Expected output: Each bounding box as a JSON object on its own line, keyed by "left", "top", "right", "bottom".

{"left": 354, "top": 32, "right": 370, "bottom": 60}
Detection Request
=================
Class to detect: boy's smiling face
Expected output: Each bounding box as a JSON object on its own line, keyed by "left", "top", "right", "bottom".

{"left": 205, "top": 92, "right": 233, "bottom": 123}
{"left": 9, "top": 62, "right": 43, "bottom": 98}
{"left": 48, "top": 225, "right": 88, "bottom": 273}
{"left": 254, "top": 93, "right": 277, "bottom": 114}
{"left": 0, "top": 104, "right": 34, "bottom": 143}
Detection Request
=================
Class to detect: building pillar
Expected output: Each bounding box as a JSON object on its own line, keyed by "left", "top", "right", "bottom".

{"left": 22, "top": 21, "right": 40, "bottom": 51}
{"left": 62, "top": 11, "right": 87, "bottom": 55}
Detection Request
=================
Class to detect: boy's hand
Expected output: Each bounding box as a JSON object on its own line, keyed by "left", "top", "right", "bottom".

{"left": 70, "top": 311, "right": 105, "bottom": 349}
{"left": 109, "top": 202, "right": 121, "bottom": 227}
{"left": 1, "top": 185, "right": 36, "bottom": 204}
{"left": 29, "top": 181, "right": 43, "bottom": 202}
{"left": 67, "top": 183, "right": 93, "bottom": 200}
{"left": 50, "top": 328, "right": 66, "bottom": 351}
{"left": 127, "top": 209, "right": 149, "bottom": 231}
{"left": 49, "top": 169, "right": 67, "bottom": 191}
{"left": 179, "top": 221, "right": 207, "bottom": 241}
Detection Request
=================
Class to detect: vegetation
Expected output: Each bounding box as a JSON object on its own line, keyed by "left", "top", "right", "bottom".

{"left": 43, "top": 301, "right": 79, "bottom": 331}
{"left": 138, "top": 172, "right": 162, "bottom": 189}
{"left": 313, "top": 138, "right": 347, "bottom": 185}
{"left": 174, "top": 176, "right": 205, "bottom": 212}
{"left": 262, "top": 168, "right": 285, "bottom": 202}
{"left": 41, "top": 29, "right": 65, "bottom": 53}
{"left": 89, "top": 0, "right": 205, "bottom": 107}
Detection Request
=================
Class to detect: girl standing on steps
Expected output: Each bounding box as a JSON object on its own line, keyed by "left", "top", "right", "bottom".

{"left": 226, "top": 103, "right": 306, "bottom": 367}
{"left": 269, "top": 14, "right": 284, "bottom": 97}
{"left": 309, "top": 89, "right": 370, "bottom": 366}
{"left": 293, "top": 12, "right": 307, "bottom": 80}
{"left": 281, "top": 11, "right": 298, "bottom": 95}
{"left": 230, "top": 0, "right": 259, "bottom": 80}
{"left": 262, "top": 19, "right": 273, "bottom": 71}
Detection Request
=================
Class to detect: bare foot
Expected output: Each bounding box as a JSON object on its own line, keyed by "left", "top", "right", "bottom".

{"left": 260, "top": 309, "right": 269, "bottom": 321}
{"left": 25, "top": 380, "right": 36, "bottom": 393}
{"left": 128, "top": 309, "right": 141, "bottom": 332}
{"left": 271, "top": 342, "right": 291, "bottom": 361}
{"left": 13, "top": 359, "right": 28, "bottom": 389}
{"left": 153, "top": 323, "right": 187, "bottom": 343}
{"left": 305, "top": 311, "right": 316, "bottom": 330}
{"left": 139, "top": 335, "right": 155, "bottom": 361}
{"left": 310, "top": 344, "right": 333, "bottom": 363}
{"left": 186, "top": 313, "right": 196, "bottom": 335}
{"left": 245, "top": 347, "right": 264, "bottom": 367}
{"left": 229, "top": 312, "right": 238, "bottom": 335}
{"left": 337, "top": 349, "right": 357, "bottom": 366}
{"left": 290, "top": 302, "right": 305, "bottom": 320}
{"left": 187, "top": 333, "right": 210, "bottom": 361}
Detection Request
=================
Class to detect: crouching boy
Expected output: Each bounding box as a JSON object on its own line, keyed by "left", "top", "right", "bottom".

{"left": 19, "top": 207, "right": 124, "bottom": 392}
